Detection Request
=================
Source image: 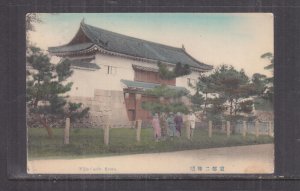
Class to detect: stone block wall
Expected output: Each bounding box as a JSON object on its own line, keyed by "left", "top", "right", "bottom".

{"left": 69, "top": 89, "right": 133, "bottom": 128}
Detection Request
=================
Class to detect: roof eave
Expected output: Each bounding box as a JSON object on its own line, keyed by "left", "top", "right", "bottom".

{"left": 181, "top": 49, "right": 213, "bottom": 71}
{"left": 49, "top": 45, "right": 212, "bottom": 72}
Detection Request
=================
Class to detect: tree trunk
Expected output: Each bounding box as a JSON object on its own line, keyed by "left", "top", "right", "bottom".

{"left": 39, "top": 115, "right": 53, "bottom": 138}
{"left": 204, "top": 92, "right": 208, "bottom": 115}
{"left": 231, "top": 122, "right": 236, "bottom": 134}
{"left": 34, "top": 80, "right": 41, "bottom": 108}
{"left": 33, "top": 98, "right": 39, "bottom": 108}
{"left": 229, "top": 99, "right": 235, "bottom": 134}
{"left": 234, "top": 99, "right": 238, "bottom": 116}
{"left": 229, "top": 99, "right": 233, "bottom": 115}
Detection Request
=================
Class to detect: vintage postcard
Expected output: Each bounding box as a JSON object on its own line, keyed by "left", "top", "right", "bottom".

{"left": 26, "top": 13, "right": 274, "bottom": 174}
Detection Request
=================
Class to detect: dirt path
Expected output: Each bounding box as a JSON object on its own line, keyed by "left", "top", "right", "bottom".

{"left": 28, "top": 144, "right": 274, "bottom": 174}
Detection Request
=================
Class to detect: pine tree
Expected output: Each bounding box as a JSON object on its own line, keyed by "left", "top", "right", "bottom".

{"left": 142, "top": 61, "right": 192, "bottom": 114}
{"left": 209, "top": 65, "right": 253, "bottom": 116}
{"left": 26, "top": 46, "right": 89, "bottom": 137}
{"left": 192, "top": 65, "right": 258, "bottom": 125}
{"left": 141, "top": 85, "right": 189, "bottom": 114}
{"left": 193, "top": 74, "right": 216, "bottom": 114}
{"left": 251, "top": 73, "right": 268, "bottom": 96}
{"left": 261, "top": 52, "right": 274, "bottom": 103}
{"left": 157, "top": 62, "right": 191, "bottom": 80}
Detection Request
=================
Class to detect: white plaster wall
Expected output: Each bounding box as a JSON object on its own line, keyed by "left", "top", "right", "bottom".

{"left": 67, "top": 53, "right": 139, "bottom": 97}
{"left": 67, "top": 69, "right": 102, "bottom": 97}
{"left": 66, "top": 52, "right": 203, "bottom": 97}
{"left": 94, "top": 53, "right": 135, "bottom": 91}
{"left": 176, "top": 71, "right": 201, "bottom": 95}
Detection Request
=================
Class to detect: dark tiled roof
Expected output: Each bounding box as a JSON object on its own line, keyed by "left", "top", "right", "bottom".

{"left": 49, "top": 42, "right": 94, "bottom": 53}
{"left": 121, "top": 79, "right": 187, "bottom": 92}
{"left": 70, "top": 60, "right": 100, "bottom": 70}
{"left": 49, "top": 21, "right": 213, "bottom": 71}
{"left": 132, "top": 64, "right": 158, "bottom": 72}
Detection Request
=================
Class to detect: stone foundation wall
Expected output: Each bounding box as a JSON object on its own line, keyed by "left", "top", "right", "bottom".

{"left": 69, "top": 89, "right": 133, "bottom": 128}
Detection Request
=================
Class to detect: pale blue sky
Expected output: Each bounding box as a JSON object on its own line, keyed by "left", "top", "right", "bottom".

{"left": 28, "top": 13, "right": 273, "bottom": 77}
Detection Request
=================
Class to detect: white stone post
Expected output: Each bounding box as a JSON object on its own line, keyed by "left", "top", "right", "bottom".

{"left": 243, "top": 121, "right": 247, "bottom": 137}
{"left": 104, "top": 124, "right": 110, "bottom": 145}
{"left": 268, "top": 121, "right": 272, "bottom": 136}
{"left": 132, "top": 120, "right": 136, "bottom": 129}
{"left": 64, "top": 117, "right": 70, "bottom": 144}
{"left": 136, "top": 119, "right": 142, "bottom": 142}
{"left": 255, "top": 121, "right": 259, "bottom": 138}
{"left": 208, "top": 120, "right": 212, "bottom": 138}
{"left": 221, "top": 120, "right": 226, "bottom": 132}
{"left": 226, "top": 121, "right": 231, "bottom": 137}
{"left": 185, "top": 121, "right": 190, "bottom": 139}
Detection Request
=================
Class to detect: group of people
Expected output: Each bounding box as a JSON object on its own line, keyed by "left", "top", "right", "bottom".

{"left": 151, "top": 111, "right": 196, "bottom": 141}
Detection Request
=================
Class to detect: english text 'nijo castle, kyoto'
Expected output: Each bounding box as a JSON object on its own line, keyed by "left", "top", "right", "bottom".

{"left": 48, "top": 20, "right": 213, "bottom": 127}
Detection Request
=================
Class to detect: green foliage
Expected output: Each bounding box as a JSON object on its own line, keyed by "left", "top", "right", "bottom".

{"left": 144, "top": 85, "right": 188, "bottom": 98}
{"left": 157, "top": 62, "right": 176, "bottom": 79}
{"left": 26, "top": 46, "right": 72, "bottom": 112}
{"left": 142, "top": 61, "right": 191, "bottom": 114}
{"left": 165, "top": 102, "right": 189, "bottom": 114}
{"left": 205, "top": 97, "right": 227, "bottom": 123}
{"left": 206, "top": 97, "right": 227, "bottom": 114}
{"left": 260, "top": 52, "right": 274, "bottom": 103}
{"left": 26, "top": 13, "right": 42, "bottom": 32}
{"left": 237, "top": 100, "right": 253, "bottom": 114}
{"left": 48, "top": 96, "right": 67, "bottom": 115}
{"left": 192, "top": 74, "right": 219, "bottom": 113}
{"left": 141, "top": 101, "right": 164, "bottom": 114}
{"left": 66, "top": 102, "right": 90, "bottom": 123}
{"left": 26, "top": 45, "right": 89, "bottom": 135}
{"left": 251, "top": 73, "right": 268, "bottom": 96}
{"left": 206, "top": 65, "right": 254, "bottom": 116}
{"left": 211, "top": 65, "right": 250, "bottom": 97}
{"left": 142, "top": 84, "right": 189, "bottom": 114}
{"left": 190, "top": 92, "right": 204, "bottom": 111}
{"left": 141, "top": 101, "right": 189, "bottom": 114}
{"left": 196, "top": 74, "right": 216, "bottom": 94}
{"left": 174, "top": 62, "right": 191, "bottom": 76}
{"left": 254, "top": 97, "right": 273, "bottom": 111}
{"left": 158, "top": 62, "right": 191, "bottom": 80}
{"left": 263, "top": 86, "right": 273, "bottom": 103}
{"left": 261, "top": 52, "right": 274, "bottom": 70}
{"left": 56, "top": 59, "right": 73, "bottom": 82}
{"left": 191, "top": 64, "right": 264, "bottom": 121}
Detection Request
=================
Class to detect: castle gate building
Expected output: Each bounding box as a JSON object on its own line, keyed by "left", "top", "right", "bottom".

{"left": 48, "top": 20, "right": 213, "bottom": 128}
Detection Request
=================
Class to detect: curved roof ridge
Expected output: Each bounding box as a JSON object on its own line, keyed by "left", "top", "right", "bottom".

{"left": 82, "top": 22, "right": 184, "bottom": 52}
{"left": 49, "top": 20, "right": 213, "bottom": 71}
{"left": 48, "top": 42, "right": 94, "bottom": 53}
{"left": 182, "top": 49, "right": 213, "bottom": 70}
{"left": 80, "top": 22, "right": 102, "bottom": 45}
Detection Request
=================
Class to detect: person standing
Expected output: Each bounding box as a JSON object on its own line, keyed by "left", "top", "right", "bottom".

{"left": 167, "top": 112, "right": 176, "bottom": 137}
{"left": 159, "top": 112, "right": 168, "bottom": 139}
{"left": 174, "top": 112, "right": 183, "bottom": 136}
{"left": 151, "top": 113, "right": 161, "bottom": 141}
{"left": 188, "top": 111, "right": 196, "bottom": 139}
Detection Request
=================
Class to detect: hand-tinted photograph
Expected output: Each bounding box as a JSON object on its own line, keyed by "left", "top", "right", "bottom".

{"left": 26, "top": 13, "right": 274, "bottom": 174}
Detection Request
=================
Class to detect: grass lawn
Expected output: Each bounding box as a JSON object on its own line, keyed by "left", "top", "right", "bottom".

{"left": 28, "top": 127, "right": 273, "bottom": 160}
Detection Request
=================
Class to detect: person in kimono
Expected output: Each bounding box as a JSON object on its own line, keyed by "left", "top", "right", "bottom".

{"left": 159, "top": 112, "right": 168, "bottom": 139}
{"left": 151, "top": 113, "right": 161, "bottom": 141}
{"left": 174, "top": 112, "right": 183, "bottom": 136}
{"left": 167, "top": 112, "right": 176, "bottom": 137}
